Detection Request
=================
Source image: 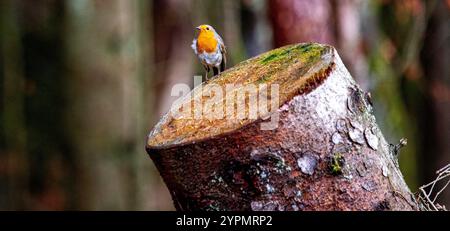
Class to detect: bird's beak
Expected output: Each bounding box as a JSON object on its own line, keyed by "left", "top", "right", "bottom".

{"left": 196, "top": 26, "right": 201, "bottom": 31}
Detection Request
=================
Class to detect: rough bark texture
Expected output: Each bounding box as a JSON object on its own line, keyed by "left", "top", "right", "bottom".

{"left": 146, "top": 43, "right": 419, "bottom": 211}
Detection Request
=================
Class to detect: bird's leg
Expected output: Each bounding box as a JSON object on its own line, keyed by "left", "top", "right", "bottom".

{"left": 203, "top": 65, "right": 209, "bottom": 80}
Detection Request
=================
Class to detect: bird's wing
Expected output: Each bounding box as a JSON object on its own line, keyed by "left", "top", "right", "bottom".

{"left": 191, "top": 39, "right": 198, "bottom": 55}
{"left": 216, "top": 33, "right": 227, "bottom": 54}
{"left": 215, "top": 33, "right": 226, "bottom": 71}
{"left": 220, "top": 50, "right": 226, "bottom": 72}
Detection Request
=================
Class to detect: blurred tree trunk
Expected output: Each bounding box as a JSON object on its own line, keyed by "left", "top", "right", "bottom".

{"left": 333, "top": 0, "right": 369, "bottom": 89}
{"left": 0, "top": 0, "right": 28, "bottom": 209}
{"left": 16, "top": 0, "right": 70, "bottom": 210}
{"left": 268, "top": 0, "right": 335, "bottom": 46}
{"left": 420, "top": 0, "right": 450, "bottom": 206}
{"left": 64, "top": 0, "right": 159, "bottom": 210}
{"left": 153, "top": 0, "right": 194, "bottom": 119}
{"left": 240, "top": 0, "right": 272, "bottom": 57}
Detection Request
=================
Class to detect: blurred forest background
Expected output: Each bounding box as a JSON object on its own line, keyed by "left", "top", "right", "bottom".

{"left": 0, "top": 0, "right": 449, "bottom": 210}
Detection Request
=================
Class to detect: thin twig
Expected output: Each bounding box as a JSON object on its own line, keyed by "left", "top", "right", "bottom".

{"left": 433, "top": 178, "right": 450, "bottom": 203}
{"left": 417, "top": 163, "right": 450, "bottom": 211}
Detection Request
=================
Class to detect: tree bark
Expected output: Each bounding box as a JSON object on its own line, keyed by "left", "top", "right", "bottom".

{"left": 146, "top": 43, "right": 419, "bottom": 211}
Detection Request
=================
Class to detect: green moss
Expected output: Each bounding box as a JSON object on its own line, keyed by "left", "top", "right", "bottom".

{"left": 297, "top": 43, "right": 324, "bottom": 63}
{"left": 260, "top": 43, "right": 325, "bottom": 65}
{"left": 330, "top": 153, "right": 344, "bottom": 175}
{"left": 260, "top": 48, "right": 291, "bottom": 64}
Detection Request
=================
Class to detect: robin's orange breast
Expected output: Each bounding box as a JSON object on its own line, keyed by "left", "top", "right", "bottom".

{"left": 197, "top": 34, "right": 218, "bottom": 53}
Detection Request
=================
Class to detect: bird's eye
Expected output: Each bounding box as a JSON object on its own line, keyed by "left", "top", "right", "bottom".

{"left": 206, "top": 27, "right": 210, "bottom": 30}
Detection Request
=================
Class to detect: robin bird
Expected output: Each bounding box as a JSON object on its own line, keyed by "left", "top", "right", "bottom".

{"left": 191, "top": 24, "right": 226, "bottom": 80}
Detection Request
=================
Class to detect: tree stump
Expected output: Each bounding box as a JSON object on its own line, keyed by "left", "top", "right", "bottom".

{"left": 146, "top": 43, "right": 419, "bottom": 211}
